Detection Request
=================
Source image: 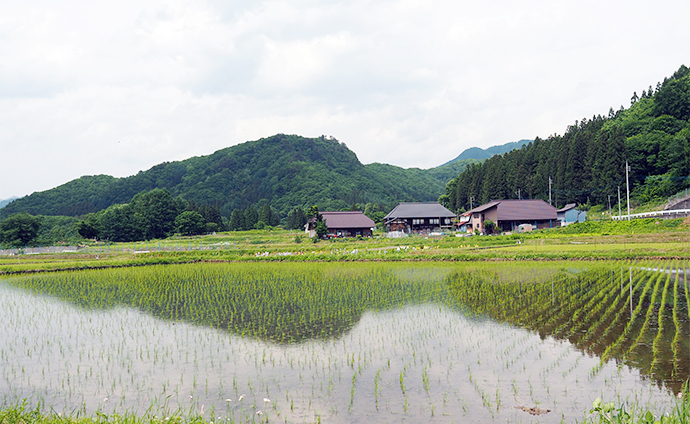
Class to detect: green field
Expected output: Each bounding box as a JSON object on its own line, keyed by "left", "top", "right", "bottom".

{"left": 1, "top": 218, "right": 689, "bottom": 276}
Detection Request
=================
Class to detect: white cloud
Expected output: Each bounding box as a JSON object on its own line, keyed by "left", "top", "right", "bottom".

{"left": 1, "top": 0, "right": 689, "bottom": 199}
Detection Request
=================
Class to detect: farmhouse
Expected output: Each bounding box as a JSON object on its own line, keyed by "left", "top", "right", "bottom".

{"left": 557, "top": 203, "right": 586, "bottom": 224}
{"left": 383, "top": 202, "right": 456, "bottom": 234}
{"left": 464, "top": 199, "right": 557, "bottom": 233}
{"left": 306, "top": 211, "right": 375, "bottom": 238}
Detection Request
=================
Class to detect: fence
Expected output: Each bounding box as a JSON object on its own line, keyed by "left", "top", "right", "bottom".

{"left": 666, "top": 188, "right": 690, "bottom": 209}
{"left": 611, "top": 208, "right": 690, "bottom": 221}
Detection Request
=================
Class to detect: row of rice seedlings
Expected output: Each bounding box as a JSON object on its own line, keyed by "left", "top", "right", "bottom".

{"left": 671, "top": 260, "right": 690, "bottom": 380}
{"left": 584, "top": 263, "right": 650, "bottom": 355}
{"left": 521, "top": 270, "right": 603, "bottom": 336}
{"left": 670, "top": 264, "right": 683, "bottom": 377}
{"left": 577, "top": 262, "right": 638, "bottom": 351}
{"left": 600, "top": 266, "right": 658, "bottom": 362}
{"left": 622, "top": 264, "right": 668, "bottom": 363}
{"left": 552, "top": 267, "right": 622, "bottom": 340}
{"left": 447, "top": 260, "right": 689, "bottom": 392}
{"left": 649, "top": 261, "right": 674, "bottom": 376}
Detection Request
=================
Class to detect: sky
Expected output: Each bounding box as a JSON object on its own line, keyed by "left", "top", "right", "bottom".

{"left": 1, "top": 0, "right": 689, "bottom": 200}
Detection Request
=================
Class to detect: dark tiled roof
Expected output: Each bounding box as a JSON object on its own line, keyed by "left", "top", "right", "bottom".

{"left": 468, "top": 199, "right": 557, "bottom": 221}
{"left": 384, "top": 202, "right": 457, "bottom": 220}
{"left": 321, "top": 211, "right": 375, "bottom": 229}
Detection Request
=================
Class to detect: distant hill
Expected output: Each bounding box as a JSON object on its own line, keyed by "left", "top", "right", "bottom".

{"left": 442, "top": 140, "right": 530, "bottom": 166}
{"left": 0, "top": 197, "right": 20, "bottom": 209}
{"left": 1, "top": 135, "right": 460, "bottom": 220}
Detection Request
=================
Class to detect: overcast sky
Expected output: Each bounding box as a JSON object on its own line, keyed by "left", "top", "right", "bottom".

{"left": 1, "top": 0, "right": 688, "bottom": 200}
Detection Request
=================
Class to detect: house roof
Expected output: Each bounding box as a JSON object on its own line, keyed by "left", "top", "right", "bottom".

{"left": 467, "top": 200, "right": 501, "bottom": 214}
{"left": 468, "top": 199, "right": 557, "bottom": 221}
{"left": 384, "top": 202, "right": 456, "bottom": 220}
{"left": 321, "top": 211, "right": 375, "bottom": 229}
{"left": 557, "top": 203, "right": 577, "bottom": 213}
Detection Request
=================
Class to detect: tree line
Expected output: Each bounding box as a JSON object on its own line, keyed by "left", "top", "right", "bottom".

{"left": 441, "top": 65, "right": 690, "bottom": 212}
{"left": 0, "top": 196, "right": 392, "bottom": 247}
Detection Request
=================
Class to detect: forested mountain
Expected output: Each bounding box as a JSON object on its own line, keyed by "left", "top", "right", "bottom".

{"left": 441, "top": 139, "right": 530, "bottom": 165}
{"left": 1, "top": 135, "right": 459, "bottom": 221}
{"left": 441, "top": 65, "right": 690, "bottom": 212}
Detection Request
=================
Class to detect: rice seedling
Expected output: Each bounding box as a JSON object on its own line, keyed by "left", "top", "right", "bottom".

{"left": 0, "top": 260, "right": 685, "bottom": 423}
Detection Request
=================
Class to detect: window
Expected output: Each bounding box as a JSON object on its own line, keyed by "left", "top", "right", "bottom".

{"left": 412, "top": 219, "right": 424, "bottom": 225}
{"left": 444, "top": 218, "right": 450, "bottom": 224}
{"left": 429, "top": 218, "right": 439, "bottom": 225}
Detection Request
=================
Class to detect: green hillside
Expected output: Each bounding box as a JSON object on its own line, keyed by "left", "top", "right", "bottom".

{"left": 442, "top": 65, "right": 690, "bottom": 212}
{"left": 0, "top": 135, "right": 454, "bottom": 220}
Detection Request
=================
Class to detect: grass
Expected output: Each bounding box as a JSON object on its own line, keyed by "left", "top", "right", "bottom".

{"left": 583, "top": 386, "right": 689, "bottom": 423}
{"left": 1, "top": 391, "right": 687, "bottom": 424}
{"left": 1, "top": 219, "right": 689, "bottom": 275}
{"left": 0, "top": 401, "right": 210, "bottom": 424}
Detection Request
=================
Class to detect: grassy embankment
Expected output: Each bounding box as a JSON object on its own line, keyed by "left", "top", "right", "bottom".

{"left": 1, "top": 218, "right": 688, "bottom": 275}
{"left": 1, "top": 391, "right": 688, "bottom": 424}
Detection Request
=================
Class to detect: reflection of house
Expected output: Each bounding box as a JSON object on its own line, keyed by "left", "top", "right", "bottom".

{"left": 557, "top": 203, "right": 586, "bottom": 224}
{"left": 306, "top": 211, "right": 375, "bottom": 238}
{"left": 465, "top": 199, "right": 557, "bottom": 233}
{"left": 384, "top": 202, "right": 456, "bottom": 234}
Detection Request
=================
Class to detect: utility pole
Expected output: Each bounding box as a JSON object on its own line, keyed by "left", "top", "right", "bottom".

{"left": 516, "top": 189, "right": 521, "bottom": 200}
{"left": 470, "top": 196, "right": 474, "bottom": 210}
{"left": 625, "top": 160, "right": 631, "bottom": 220}
{"left": 618, "top": 186, "right": 621, "bottom": 218}
{"left": 608, "top": 194, "right": 611, "bottom": 217}
{"left": 548, "top": 177, "right": 552, "bottom": 205}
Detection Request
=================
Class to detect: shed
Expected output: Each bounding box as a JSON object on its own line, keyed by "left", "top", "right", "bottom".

{"left": 557, "top": 203, "right": 586, "bottom": 224}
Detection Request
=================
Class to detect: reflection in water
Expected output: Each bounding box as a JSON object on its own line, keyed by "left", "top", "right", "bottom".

{"left": 446, "top": 261, "right": 690, "bottom": 393}
{"left": 3, "top": 263, "right": 449, "bottom": 344}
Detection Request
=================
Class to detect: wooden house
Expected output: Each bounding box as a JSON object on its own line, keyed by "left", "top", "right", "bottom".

{"left": 383, "top": 202, "right": 456, "bottom": 234}
{"left": 465, "top": 199, "right": 557, "bottom": 234}
{"left": 306, "top": 211, "right": 375, "bottom": 238}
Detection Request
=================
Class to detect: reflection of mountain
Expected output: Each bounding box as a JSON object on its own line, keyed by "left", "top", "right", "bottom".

{"left": 446, "top": 263, "right": 690, "bottom": 394}
{"left": 4, "top": 263, "right": 448, "bottom": 344}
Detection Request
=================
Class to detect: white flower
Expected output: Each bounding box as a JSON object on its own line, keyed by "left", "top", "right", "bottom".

{"left": 256, "top": 411, "right": 263, "bottom": 415}
{"left": 263, "top": 398, "right": 271, "bottom": 403}
{"left": 225, "top": 399, "right": 232, "bottom": 402}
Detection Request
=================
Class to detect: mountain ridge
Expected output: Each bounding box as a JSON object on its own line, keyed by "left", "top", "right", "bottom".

{"left": 441, "top": 139, "right": 530, "bottom": 166}
{"left": 1, "top": 134, "right": 521, "bottom": 220}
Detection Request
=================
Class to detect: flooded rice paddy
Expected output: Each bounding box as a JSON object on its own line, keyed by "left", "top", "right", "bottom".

{"left": 0, "top": 261, "right": 688, "bottom": 423}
